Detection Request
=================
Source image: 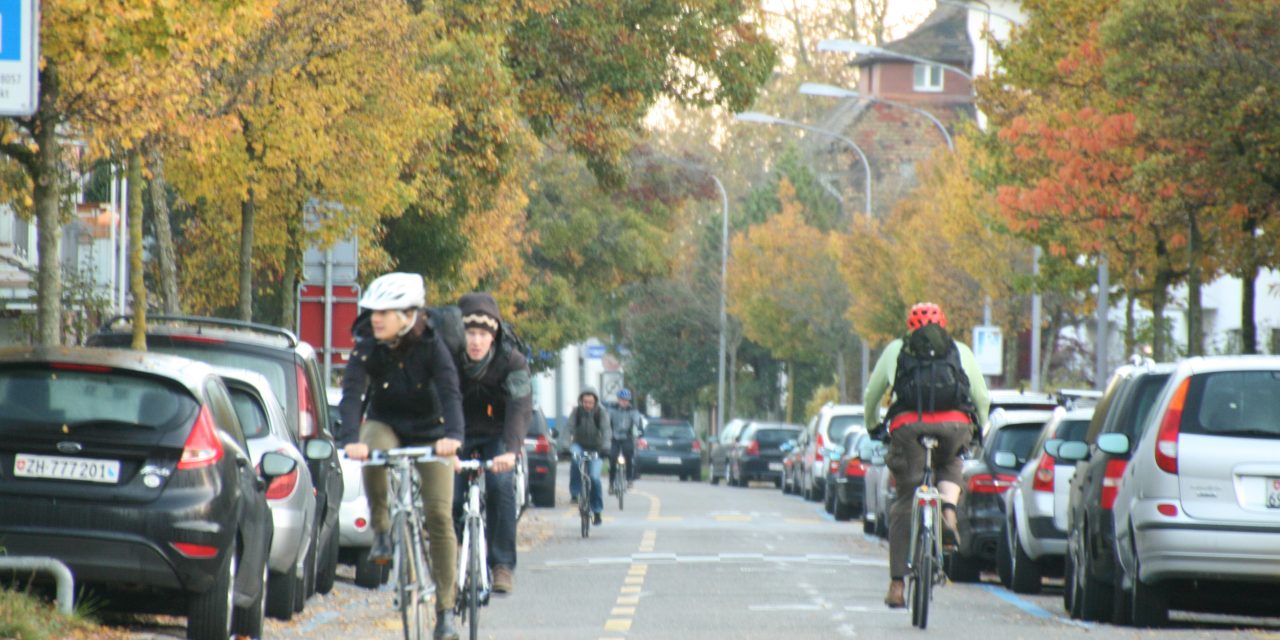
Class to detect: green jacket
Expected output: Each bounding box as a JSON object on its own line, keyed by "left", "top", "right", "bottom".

{"left": 863, "top": 337, "right": 991, "bottom": 429}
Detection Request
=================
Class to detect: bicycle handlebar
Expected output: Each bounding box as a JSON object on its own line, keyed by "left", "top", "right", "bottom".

{"left": 363, "top": 446, "right": 442, "bottom": 466}
{"left": 456, "top": 459, "right": 495, "bottom": 471}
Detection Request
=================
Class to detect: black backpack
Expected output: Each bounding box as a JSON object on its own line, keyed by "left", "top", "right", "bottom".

{"left": 891, "top": 323, "right": 974, "bottom": 420}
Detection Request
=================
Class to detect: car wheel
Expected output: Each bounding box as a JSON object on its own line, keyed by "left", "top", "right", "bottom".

{"left": 354, "top": 546, "right": 391, "bottom": 589}
{"left": 266, "top": 562, "right": 299, "bottom": 620}
{"left": 1063, "top": 536, "right": 1078, "bottom": 616}
{"left": 691, "top": 466, "right": 702, "bottom": 482}
{"left": 187, "top": 542, "right": 236, "bottom": 640}
{"left": 1111, "top": 560, "right": 1132, "bottom": 625}
{"left": 710, "top": 460, "right": 721, "bottom": 485}
{"left": 824, "top": 488, "right": 835, "bottom": 514}
{"left": 945, "top": 550, "right": 981, "bottom": 583}
{"left": 315, "top": 523, "right": 340, "bottom": 595}
{"left": 232, "top": 548, "right": 268, "bottom": 638}
{"left": 532, "top": 483, "right": 556, "bottom": 508}
{"left": 1009, "top": 523, "right": 1042, "bottom": 594}
{"left": 1076, "top": 524, "right": 1113, "bottom": 622}
{"left": 995, "top": 522, "right": 1013, "bottom": 588}
{"left": 833, "top": 494, "right": 852, "bottom": 521}
{"left": 296, "top": 531, "right": 317, "bottom": 612}
{"left": 1129, "top": 556, "right": 1168, "bottom": 627}
{"left": 774, "top": 477, "right": 783, "bottom": 489}
{"left": 862, "top": 515, "right": 875, "bottom": 535}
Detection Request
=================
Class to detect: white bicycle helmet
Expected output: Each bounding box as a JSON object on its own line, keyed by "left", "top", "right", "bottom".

{"left": 360, "top": 272, "right": 425, "bottom": 311}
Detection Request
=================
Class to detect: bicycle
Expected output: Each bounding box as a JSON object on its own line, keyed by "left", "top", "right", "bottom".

{"left": 906, "top": 435, "right": 947, "bottom": 629}
{"left": 609, "top": 452, "right": 627, "bottom": 511}
{"left": 455, "top": 458, "right": 494, "bottom": 640}
{"left": 574, "top": 450, "right": 599, "bottom": 538}
{"left": 364, "top": 446, "right": 442, "bottom": 640}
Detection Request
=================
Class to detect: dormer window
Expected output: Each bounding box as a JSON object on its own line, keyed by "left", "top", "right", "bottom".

{"left": 913, "top": 64, "right": 944, "bottom": 92}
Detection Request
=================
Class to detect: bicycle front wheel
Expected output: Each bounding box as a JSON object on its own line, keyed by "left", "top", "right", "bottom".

{"left": 910, "top": 528, "right": 933, "bottom": 629}
{"left": 614, "top": 474, "right": 625, "bottom": 510}
{"left": 466, "top": 519, "right": 482, "bottom": 640}
{"left": 396, "top": 516, "right": 429, "bottom": 640}
{"left": 580, "top": 475, "right": 592, "bottom": 538}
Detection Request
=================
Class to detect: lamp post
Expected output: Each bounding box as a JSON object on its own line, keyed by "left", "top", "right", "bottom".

{"left": 798, "top": 82, "right": 954, "bottom": 151}
{"left": 734, "top": 111, "right": 875, "bottom": 395}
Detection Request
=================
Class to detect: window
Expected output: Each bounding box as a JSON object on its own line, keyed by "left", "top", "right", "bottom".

{"left": 913, "top": 64, "right": 944, "bottom": 92}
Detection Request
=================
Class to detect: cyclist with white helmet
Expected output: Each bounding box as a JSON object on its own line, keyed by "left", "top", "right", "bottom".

{"left": 338, "top": 272, "right": 465, "bottom": 640}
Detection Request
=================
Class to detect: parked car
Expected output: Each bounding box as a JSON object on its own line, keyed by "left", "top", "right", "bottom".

{"left": 525, "top": 407, "right": 558, "bottom": 507}
{"left": 948, "top": 407, "right": 1056, "bottom": 582}
{"left": 860, "top": 435, "right": 892, "bottom": 536}
{"left": 635, "top": 418, "right": 702, "bottom": 480}
{"left": 0, "top": 346, "right": 285, "bottom": 640}
{"left": 799, "top": 403, "right": 865, "bottom": 502}
{"left": 831, "top": 431, "right": 877, "bottom": 521}
{"left": 91, "top": 315, "right": 344, "bottom": 596}
{"left": 1001, "top": 406, "right": 1094, "bottom": 594}
{"left": 1056, "top": 361, "right": 1172, "bottom": 621}
{"left": 728, "top": 421, "right": 802, "bottom": 487}
{"left": 1109, "top": 356, "right": 1280, "bottom": 627}
{"left": 219, "top": 368, "right": 319, "bottom": 620}
{"left": 708, "top": 418, "right": 749, "bottom": 485}
{"left": 781, "top": 429, "right": 808, "bottom": 495}
{"left": 326, "top": 387, "right": 389, "bottom": 589}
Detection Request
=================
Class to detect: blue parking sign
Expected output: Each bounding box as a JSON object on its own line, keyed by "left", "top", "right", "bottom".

{"left": 0, "top": 0, "right": 20, "bottom": 62}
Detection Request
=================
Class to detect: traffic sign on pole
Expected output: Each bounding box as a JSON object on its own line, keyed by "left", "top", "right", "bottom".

{"left": 297, "top": 283, "right": 360, "bottom": 383}
{"left": 0, "top": 0, "right": 38, "bottom": 117}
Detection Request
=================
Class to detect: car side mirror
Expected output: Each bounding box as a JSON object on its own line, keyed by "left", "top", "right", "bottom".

{"left": 1044, "top": 439, "right": 1063, "bottom": 458}
{"left": 305, "top": 438, "right": 335, "bottom": 461}
{"left": 259, "top": 451, "right": 297, "bottom": 480}
{"left": 1056, "top": 441, "right": 1089, "bottom": 462}
{"left": 1096, "top": 433, "right": 1131, "bottom": 456}
{"left": 993, "top": 451, "right": 1018, "bottom": 468}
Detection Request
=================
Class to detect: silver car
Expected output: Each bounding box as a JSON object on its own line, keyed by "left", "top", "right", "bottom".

{"left": 858, "top": 434, "right": 891, "bottom": 537}
{"left": 219, "top": 368, "right": 318, "bottom": 621}
{"left": 1002, "top": 406, "right": 1093, "bottom": 593}
{"left": 1111, "top": 356, "right": 1280, "bottom": 627}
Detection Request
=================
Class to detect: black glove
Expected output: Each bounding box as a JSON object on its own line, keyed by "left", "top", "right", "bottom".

{"left": 869, "top": 418, "right": 890, "bottom": 443}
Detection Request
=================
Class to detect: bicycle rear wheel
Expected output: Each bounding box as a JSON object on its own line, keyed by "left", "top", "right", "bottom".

{"left": 396, "top": 516, "right": 429, "bottom": 640}
{"left": 910, "top": 527, "right": 933, "bottom": 629}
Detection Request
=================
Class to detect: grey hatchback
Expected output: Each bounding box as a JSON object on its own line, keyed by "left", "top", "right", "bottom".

{"left": 635, "top": 419, "right": 702, "bottom": 480}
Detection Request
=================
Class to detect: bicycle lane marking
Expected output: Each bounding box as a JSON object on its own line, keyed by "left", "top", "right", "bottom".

{"left": 977, "top": 584, "right": 1095, "bottom": 629}
{"left": 601, "top": 491, "right": 660, "bottom": 638}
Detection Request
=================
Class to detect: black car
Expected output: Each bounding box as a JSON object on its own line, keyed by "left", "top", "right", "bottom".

{"left": 832, "top": 431, "right": 878, "bottom": 522}
{"left": 0, "top": 347, "right": 289, "bottom": 640}
{"left": 728, "top": 421, "right": 801, "bottom": 487}
{"left": 947, "top": 408, "right": 1056, "bottom": 582}
{"left": 525, "top": 407, "right": 558, "bottom": 507}
{"left": 708, "top": 418, "right": 749, "bottom": 485}
{"left": 1057, "top": 361, "right": 1173, "bottom": 622}
{"left": 91, "top": 315, "right": 344, "bottom": 597}
{"left": 635, "top": 418, "right": 702, "bottom": 480}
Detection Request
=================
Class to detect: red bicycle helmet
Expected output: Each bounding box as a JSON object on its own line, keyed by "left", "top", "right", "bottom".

{"left": 907, "top": 302, "right": 947, "bottom": 331}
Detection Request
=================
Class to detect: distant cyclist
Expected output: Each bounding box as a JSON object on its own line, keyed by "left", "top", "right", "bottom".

{"left": 863, "top": 302, "right": 990, "bottom": 609}
{"left": 608, "top": 388, "right": 643, "bottom": 489}
{"left": 566, "top": 387, "right": 611, "bottom": 525}
{"left": 450, "top": 292, "right": 531, "bottom": 594}
{"left": 338, "top": 272, "right": 464, "bottom": 639}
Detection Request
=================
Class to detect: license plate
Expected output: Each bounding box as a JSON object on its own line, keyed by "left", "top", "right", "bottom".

{"left": 14, "top": 453, "right": 121, "bottom": 484}
{"left": 1268, "top": 477, "right": 1280, "bottom": 509}
{"left": 768, "top": 462, "right": 782, "bottom": 471}
{"left": 658, "top": 456, "right": 681, "bottom": 465}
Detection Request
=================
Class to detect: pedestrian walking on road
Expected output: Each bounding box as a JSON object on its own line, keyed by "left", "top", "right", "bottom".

{"left": 608, "top": 388, "right": 644, "bottom": 489}
{"left": 567, "top": 387, "right": 611, "bottom": 525}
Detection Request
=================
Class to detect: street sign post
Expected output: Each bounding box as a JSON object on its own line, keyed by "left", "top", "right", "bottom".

{"left": 297, "top": 283, "right": 360, "bottom": 385}
{"left": 0, "top": 0, "right": 38, "bottom": 117}
{"left": 972, "top": 325, "right": 1003, "bottom": 377}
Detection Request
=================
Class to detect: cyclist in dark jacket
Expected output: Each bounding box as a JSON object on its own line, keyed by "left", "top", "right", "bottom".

{"left": 608, "top": 388, "right": 644, "bottom": 488}
{"left": 567, "top": 386, "right": 611, "bottom": 524}
{"left": 337, "top": 272, "right": 464, "bottom": 640}
{"left": 450, "top": 292, "right": 531, "bottom": 594}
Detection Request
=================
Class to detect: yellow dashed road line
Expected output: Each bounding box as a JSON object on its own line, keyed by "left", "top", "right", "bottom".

{"left": 600, "top": 495, "right": 658, "bottom": 636}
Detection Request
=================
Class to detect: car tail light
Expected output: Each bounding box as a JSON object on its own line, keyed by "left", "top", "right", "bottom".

{"left": 1155, "top": 378, "right": 1189, "bottom": 474}
{"left": 170, "top": 542, "right": 219, "bottom": 559}
{"left": 636, "top": 438, "right": 648, "bottom": 450}
{"left": 534, "top": 465, "right": 549, "bottom": 473}
{"left": 746, "top": 440, "right": 759, "bottom": 456}
{"left": 178, "top": 406, "right": 224, "bottom": 470}
{"left": 1100, "top": 459, "right": 1127, "bottom": 510}
{"left": 261, "top": 452, "right": 299, "bottom": 500}
{"left": 845, "top": 460, "right": 867, "bottom": 477}
{"left": 691, "top": 440, "right": 701, "bottom": 452}
{"left": 297, "top": 364, "right": 318, "bottom": 439}
{"left": 49, "top": 362, "right": 111, "bottom": 373}
{"left": 815, "top": 433, "right": 825, "bottom": 462}
{"left": 829, "top": 459, "right": 839, "bottom": 474}
{"left": 1031, "top": 452, "right": 1055, "bottom": 493}
{"left": 968, "top": 473, "right": 1017, "bottom": 494}
{"left": 533, "top": 435, "right": 551, "bottom": 455}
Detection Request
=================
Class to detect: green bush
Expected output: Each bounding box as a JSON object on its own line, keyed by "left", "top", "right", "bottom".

{"left": 0, "top": 587, "right": 94, "bottom": 640}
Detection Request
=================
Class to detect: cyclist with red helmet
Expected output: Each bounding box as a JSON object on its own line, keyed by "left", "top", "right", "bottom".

{"left": 863, "top": 302, "right": 990, "bottom": 608}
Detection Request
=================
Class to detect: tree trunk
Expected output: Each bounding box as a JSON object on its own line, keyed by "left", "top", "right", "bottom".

{"left": 1038, "top": 312, "right": 1059, "bottom": 388}
{"left": 785, "top": 360, "right": 796, "bottom": 424}
{"left": 128, "top": 152, "right": 147, "bottom": 350}
{"left": 1150, "top": 270, "right": 1170, "bottom": 362}
{"left": 1241, "top": 265, "right": 1258, "bottom": 354}
{"left": 147, "top": 148, "right": 180, "bottom": 314}
{"left": 1185, "top": 206, "right": 1203, "bottom": 356}
{"left": 238, "top": 189, "right": 255, "bottom": 321}
{"left": 280, "top": 212, "right": 302, "bottom": 330}
{"left": 835, "top": 346, "right": 847, "bottom": 402}
{"left": 1124, "top": 295, "right": 1136, "bottom": 358}
{"left": 32, "top": 68, "right": 62, "bottom": 347}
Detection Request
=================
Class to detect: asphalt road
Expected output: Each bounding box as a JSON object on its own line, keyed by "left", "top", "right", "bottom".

{"left": 110, "top": 462, "right": 1280, "bottom": 639}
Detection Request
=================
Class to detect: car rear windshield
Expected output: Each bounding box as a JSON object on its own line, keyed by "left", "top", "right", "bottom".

{"left": 1187, "top": 370, "right": 1280, "bottom": 439}
{"left": 228, "top": 387, "right": 271, "bottom": 439}
{"left": 0, "top": 366, "right": 196, "bottom": 431}
{"left": 647, "top": 424, "right": 694, "bottom": 439}
{"left": 828, "top": 415, "right": 864, "bottom": 442}
{"left": 992, "top": 424, "right": 1042, "bottom": 463}
{"left": 149, "top": 344, "right": 290, "bottom": 415}
{"left": 1052, "top": 418, "right": 1091, "bottom": 442}
{"left": 753, "top": 429, "right": 799, "bottom": 446}
{"left": 1116, "top": 373, "right": 1171, "bottom": 438}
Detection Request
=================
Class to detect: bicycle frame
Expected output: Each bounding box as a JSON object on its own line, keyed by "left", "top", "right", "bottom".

{"left": 365, "top": 446, "right": 440, "bottom": 640}
{"left": 455, "top": 460, "right": 491, "bottom": 597}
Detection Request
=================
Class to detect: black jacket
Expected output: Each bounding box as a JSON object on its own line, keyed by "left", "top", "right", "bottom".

{"left": 337, "top": 313, "right": 465, "bottom": 446}
{"left": 458, "top": 340, "right": 532, "bottom": 455}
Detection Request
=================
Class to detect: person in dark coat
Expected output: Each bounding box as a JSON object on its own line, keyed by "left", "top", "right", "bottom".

{"left": 567, "top": 386, "right": 611, "bottom": 523}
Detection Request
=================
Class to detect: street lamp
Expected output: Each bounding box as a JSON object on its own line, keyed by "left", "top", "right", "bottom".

{"left": 798, "top": 82, "right": 955, "bottom": 151}
{"left": 734, "top": 112, "right": 872, "bottom": 217}
{"left": 817, "top": 39, "right": 974, "bottom": 81}
{"left": 936, "top": 0, "right": 1024, "bottom": 27}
